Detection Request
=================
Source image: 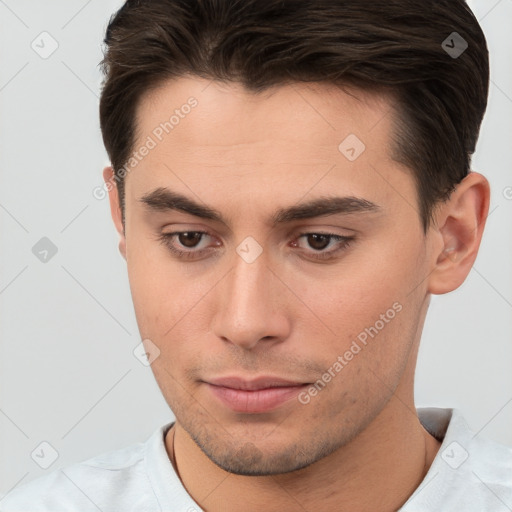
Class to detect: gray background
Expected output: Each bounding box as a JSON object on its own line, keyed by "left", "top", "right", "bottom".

{"left": 1, "top": 0, "right": 511, "bottom": 496}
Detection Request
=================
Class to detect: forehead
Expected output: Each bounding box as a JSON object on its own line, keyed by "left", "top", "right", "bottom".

{"left": 126, "top": 77, "right": 415, "bottom": 224}
{"left": 135, "top": 77, "right": 395, "bottom": 153}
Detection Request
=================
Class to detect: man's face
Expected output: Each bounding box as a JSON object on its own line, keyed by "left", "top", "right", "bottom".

{"left": 118, "top": 78, "right": 435, "bottom": 475}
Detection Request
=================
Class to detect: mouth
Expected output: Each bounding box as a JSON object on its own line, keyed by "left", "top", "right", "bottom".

{"left": 203, "top": 376, "right": 310, "bottom": 413}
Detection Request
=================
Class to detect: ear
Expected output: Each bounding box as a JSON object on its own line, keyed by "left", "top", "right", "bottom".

{"left": 427, "top": 171, "right": 490, "bottom": 295}
{"left": 103, "top": 166, "right": 127, "bottom": 261}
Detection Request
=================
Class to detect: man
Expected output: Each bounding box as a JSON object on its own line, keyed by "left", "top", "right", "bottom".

{"left": 2, "top": 0, "right": 511, "bottom": 511}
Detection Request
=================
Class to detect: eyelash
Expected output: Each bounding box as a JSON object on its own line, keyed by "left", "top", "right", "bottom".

{"left": 157, "top": 230, "right": 355, "bottom": 262}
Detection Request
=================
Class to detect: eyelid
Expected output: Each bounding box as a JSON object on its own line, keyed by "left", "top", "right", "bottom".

{"left": 292, "top": 231, "right": 355, "bottom": 259}
{"left": 157, "top": 229, "right": 355, "bottom": 261}
{"left": 156, "top": 229, "right": 222, "bottom": 261}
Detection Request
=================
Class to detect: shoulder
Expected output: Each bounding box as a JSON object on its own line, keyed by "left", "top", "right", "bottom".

{"left": 403, "top": 408, "right": 512, "bottom": 511}
{"left": 0, "top": 435, "right": 154, "bottom": 512}
{"left": 464, "top": 424, "right": 512, "bottom": 496}
{"left": 431, "top": 407, "right": 512, "bottom": 480}
{"left": 439, "top": 427, "right": 512, "bottom": 511}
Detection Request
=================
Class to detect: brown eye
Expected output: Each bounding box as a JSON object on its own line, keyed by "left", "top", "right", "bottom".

{"left": 178, "top": 232, "right": 203, "bottom": 248}
{"left": 305, "top": 234, "right": 331, "bottom": 251}
{"left": 293, "top": 232, "right": 355, "bottom": 261}
{"left": 157, "top": 231, "right": 216, "bottom": 260}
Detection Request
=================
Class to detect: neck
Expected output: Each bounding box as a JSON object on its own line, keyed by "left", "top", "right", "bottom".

{"left": 166, "top": 398, "right": 441, "bottom": 512}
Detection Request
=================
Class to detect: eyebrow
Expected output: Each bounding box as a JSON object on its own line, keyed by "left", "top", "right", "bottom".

{"left": 139, "top": 187, "right": 382, "bottom": 226}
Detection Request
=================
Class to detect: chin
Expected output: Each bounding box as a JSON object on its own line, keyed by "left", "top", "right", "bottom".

{"left": 190, "top": 430, "right": 336, "bottom": 476}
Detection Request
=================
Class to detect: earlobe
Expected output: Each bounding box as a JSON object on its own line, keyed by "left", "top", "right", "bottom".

{"left": 427, "top": 171, "right": 490, "bottom": 295}
{"left": 103, "top": 166, "right": 127, "bottom": 261}
{"left": 118, "top": 238, "right": 127, "bottom": 261}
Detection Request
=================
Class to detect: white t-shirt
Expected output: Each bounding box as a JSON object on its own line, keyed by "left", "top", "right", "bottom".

{"left": 1, "top": 408, "right": 511, "bottom": 511}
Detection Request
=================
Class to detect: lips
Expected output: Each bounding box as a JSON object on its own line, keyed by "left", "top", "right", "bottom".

{"left": 204, "top": 376, "right": 309, "bottom": 413}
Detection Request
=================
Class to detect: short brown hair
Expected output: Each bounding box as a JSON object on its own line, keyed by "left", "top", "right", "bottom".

{"left": 99, "top": 0, "right": 489, "bottom": 232}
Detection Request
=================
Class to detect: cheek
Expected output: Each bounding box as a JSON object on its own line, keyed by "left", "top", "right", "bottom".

{"left": 126, "top": 231, "right": 205, "bottom": 332}
{"left": 284, "top": 240, "right": 422, "bottom": 380}
{"left": 126, "top": 252, "right": 220, "bottom": 382}
{"left": 288, "top": 259, "right": 405, "bottom": 342}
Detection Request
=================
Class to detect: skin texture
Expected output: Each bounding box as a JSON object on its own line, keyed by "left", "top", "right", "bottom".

{"left": 104, "top": 77, "right": 490, "bottom": 511}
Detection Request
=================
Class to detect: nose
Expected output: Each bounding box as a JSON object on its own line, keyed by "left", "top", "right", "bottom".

{"left": 210, "top": 247, "right": 291, "bottom": 350}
